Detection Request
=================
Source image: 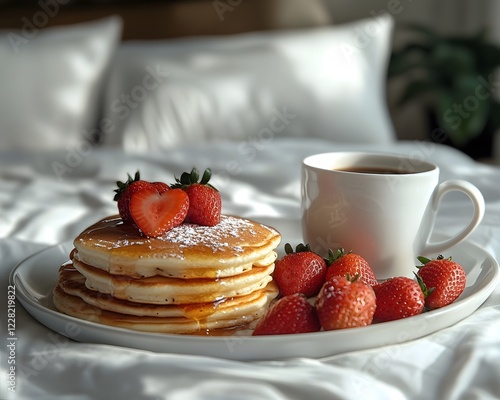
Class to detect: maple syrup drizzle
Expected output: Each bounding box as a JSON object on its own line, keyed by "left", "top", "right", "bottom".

{"left": 56, "top": 215, "right": 281, "bottom": 335}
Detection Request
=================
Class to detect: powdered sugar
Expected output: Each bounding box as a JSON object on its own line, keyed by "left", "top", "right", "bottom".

{"left": 77, "top": 215, "right": 279, "bottom": 262}
{"left": 159, "top": 215, "right": 257, "bottom": 252}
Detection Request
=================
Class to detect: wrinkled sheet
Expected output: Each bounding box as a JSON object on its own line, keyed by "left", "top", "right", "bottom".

{"left": 1, "top": 138, "right": 500, "bottom": 400}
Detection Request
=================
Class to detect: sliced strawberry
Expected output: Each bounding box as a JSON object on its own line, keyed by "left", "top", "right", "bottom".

{"left": 114, "top": 171, "right": 170, "bottom": 223}
{"left": 252, "top": 293, "right": 320, "bottom": 335}
{"left": 114, "top": 171, "right": 145, "bottom": 222}
{"left": 129, "top": 187, "right": 189, "bottom": 237}
{"left": 151, "top": 181, "right": 171, "bottom": 194}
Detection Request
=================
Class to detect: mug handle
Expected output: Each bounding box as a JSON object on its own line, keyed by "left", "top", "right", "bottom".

{"left": 424, "top": 179, "right": 485, "bottom": 254}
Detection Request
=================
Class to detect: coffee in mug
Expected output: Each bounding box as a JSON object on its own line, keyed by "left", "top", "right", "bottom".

{"left": 301, "top": 152, "right": 485, "bottom": 279}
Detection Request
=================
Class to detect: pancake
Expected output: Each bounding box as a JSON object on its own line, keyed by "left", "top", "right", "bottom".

{"left": 54, "top": 214, "right": 282, "bottom": 334}
{"left": 73, "top": 215, "right": 281, "bottom": 279}
{"left": 70, "top": 260, "right": 275, "bottom": 305}
{"left": 53, "top": 285, "right": 275, "bottom": 334}
{"left": 56, "top": 263, "right": 279, "bottom": 320}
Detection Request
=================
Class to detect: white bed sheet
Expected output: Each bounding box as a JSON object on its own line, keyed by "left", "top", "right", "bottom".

{"left": 1, "top": 138, "right": 500, "bottom": 400}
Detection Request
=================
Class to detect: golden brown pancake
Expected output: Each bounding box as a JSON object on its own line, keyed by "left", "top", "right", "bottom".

{"left": 57, "top": 263, "right": 277, "bottom": 319}
{"left": 53, "top": 282, "right": 278, "bottom": 334}
{"left": 72, "top": 259, "right": 275, "bottom": 304}
{"left": 73, "top": 215, "right": 281, "bottom": 279}
{"left": 53, "top": 214, "right": 282, "bottom": 334}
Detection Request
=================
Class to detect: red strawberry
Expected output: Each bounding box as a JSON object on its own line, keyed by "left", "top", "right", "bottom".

{"left": 372, "top": 276, "right": 425, "bottom": 322}
{"left": 273, "top": 243, "right": 327, "bottom": 297}
{"left": 172, "top": 168, "right": 221, "bottom": 226}
{"left": 416, "top": 255, "right": 466, "bottom": 310}
{"left": 114, "top": 171, "right": 170, "bottom": 222}
{"left": 151, "top": 181, "right": 171, "bottom": 193}
{"left": 315, "top": 275, "right": 376, "bottom": 330}
{"left": 252, "top": 293, "right": 321, "bottom": 335}
{"left": 325, "top": 248, "right": 378, "bottom": 286}
{"left": 129, "top": 187, "right": 189, "bottom": 237}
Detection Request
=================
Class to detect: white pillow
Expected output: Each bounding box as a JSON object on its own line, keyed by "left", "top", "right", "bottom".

{"left": 0, "top": 17, "right": 122, "bottom": 152}
{"left": 103, "top": 15, "right": 395, "bottom": 151}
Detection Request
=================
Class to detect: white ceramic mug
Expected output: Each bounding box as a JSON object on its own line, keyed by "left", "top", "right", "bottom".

{"left": 301, "top": 152, "right": 485, "bottom": 279}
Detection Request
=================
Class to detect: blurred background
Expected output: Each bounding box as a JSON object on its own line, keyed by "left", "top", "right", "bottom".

{"left": 1, "top": 0, "right": 500, "bottom": 161}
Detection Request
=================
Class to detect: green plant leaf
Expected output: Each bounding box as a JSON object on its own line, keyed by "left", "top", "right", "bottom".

{"left": 436, "top": 90, "right": 490, "bottom": 146}
{"left": 396, "top": 79, "right": 441, "bottom": 106}
{"left": 473, "top": 43, "right": 500, "bottom": 75}
{"left": 448, "top": 29, "right": 500, "bottom": 73}
{"left": 432, "top": 42, "right": 476, "bottom": 77}
{"left": 389, "top": 22, "right": 500, "bottom": 149}
{"left": 488, "top": 100, "right": 500, "bottom": 130}
{"left": 388, "top": 43, "right": 433, "bottom": 77}
{"left": 403, "top": 23, "right": 442, "bottom": 42}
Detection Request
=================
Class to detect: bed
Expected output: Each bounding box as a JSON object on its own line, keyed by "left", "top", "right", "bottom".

{"left": 2, "top": 2, "right": 500, "bottom": 399}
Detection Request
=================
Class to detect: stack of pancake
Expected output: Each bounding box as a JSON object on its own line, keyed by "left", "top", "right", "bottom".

{"left": 53, "top": 215, "right": 281, "bottom": 334}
